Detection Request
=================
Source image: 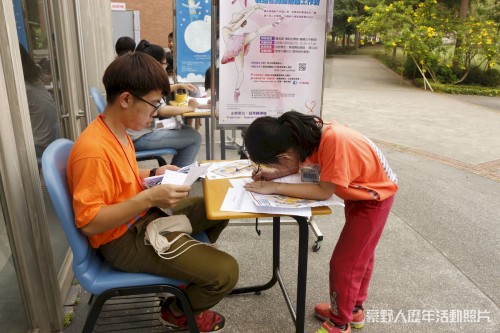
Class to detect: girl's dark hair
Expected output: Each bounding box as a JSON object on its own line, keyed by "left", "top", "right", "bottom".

{"left": 244, "top": 111, "right": 323, "bottom": 164}
{"left": 135, "top": 39, "right": 166, "bottom": 64}
{"left": 103, "top": 52, "right": 170, "bottom": 103}
{"left": 115, "top": 36, "right": 136, "bottom": 56}
{"left": 19, "top": 44, "right": 40, "bottom": 83}
{"left": 165, "top": 52, "right": 174, "bottom": 76}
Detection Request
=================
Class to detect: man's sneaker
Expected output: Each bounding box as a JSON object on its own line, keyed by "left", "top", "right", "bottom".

{"left": 351, "top": 306, "right": 365, "bottom": 329}
{"left": 314, "top": 303, "right": 365, "bottom": 329}
{"left": 159, "top": 305, "right": 225, "bottom": 332}
{"left": 315, "top": 320, "right": 352, "bottom": 333}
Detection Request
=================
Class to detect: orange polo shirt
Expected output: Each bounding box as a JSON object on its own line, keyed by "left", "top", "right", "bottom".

{"left": 306, "top": 122, "right": 398, "bottom": 201}
{"left": 67, "top": 116, "right": 146, "bottom": 248}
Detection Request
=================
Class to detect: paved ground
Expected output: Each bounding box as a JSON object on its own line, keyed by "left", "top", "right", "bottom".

{"left": 66, "top": 55, "right": 500, "bottom": 333}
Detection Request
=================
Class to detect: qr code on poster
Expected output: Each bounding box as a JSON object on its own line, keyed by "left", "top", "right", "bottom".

{"left": 298, "top": 62, "right": 307, "bottom": 71}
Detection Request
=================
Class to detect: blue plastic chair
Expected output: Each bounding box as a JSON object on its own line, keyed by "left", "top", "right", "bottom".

{"left": 89, "top": 86, "right": 106, "bottom": 114}
{"left": 42, "top": 139, "right": 204, "bottom": 333}
{"left": 89, "top": 87, "right": 177, "bottom": 166}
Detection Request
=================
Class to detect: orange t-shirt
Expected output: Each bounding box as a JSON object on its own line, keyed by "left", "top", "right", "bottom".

{"left": 67, "top": 116, "right": 146, "bottom": 248}
{"left": 306, "top": 122, "right": 398, "bottom": 201}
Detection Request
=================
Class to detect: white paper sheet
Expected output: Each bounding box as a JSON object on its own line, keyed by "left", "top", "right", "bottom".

{"left": 206, "top": 160, "right": 254, "bottom": 179}
{"left": 231, "top": 176, "right": 345, "bottom": 208}
{"left": 161, "top": 164, "right": 211, "bottom": 186}
{"left": 220, "top": 188, "right": 312, "bottom": 217}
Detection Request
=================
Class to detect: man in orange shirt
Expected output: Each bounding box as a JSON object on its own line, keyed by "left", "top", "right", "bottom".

{"left": 67, "top": 53, "right": 238, "bottom": 332}
{"left": 243, "top": 111, "right": 398, "bottom": 333}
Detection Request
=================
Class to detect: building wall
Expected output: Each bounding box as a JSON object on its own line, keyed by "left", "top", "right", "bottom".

{"left": 118, "top": 0, "right": 174, "bottom": 48}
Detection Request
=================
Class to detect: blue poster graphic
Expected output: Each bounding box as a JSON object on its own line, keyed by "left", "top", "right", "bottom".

{"left": 175, "top": 0, "right": 211, "bottom": 83}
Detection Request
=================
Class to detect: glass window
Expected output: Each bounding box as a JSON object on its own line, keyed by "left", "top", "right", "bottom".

{"left": 15, "top": 0, "right": 69, "bottom": 274}
{"left": 0, "top": 194, "right": 28, "bottom": 332}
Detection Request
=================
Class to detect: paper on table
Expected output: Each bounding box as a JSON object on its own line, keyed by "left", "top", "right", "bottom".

{"left": 220, "top": 188, "right": 312, "bottom": 217}
{"left": 207, "top": 160, "right": 253, "bottom": 179}
{"left": 161, "top": 164, "right": 211, "bottom": 186}
{"left": 186, "top": 97, "right": 211, "bottom": 112}
{"left": 231, "top": 176, "right": 345, "bottom": 208}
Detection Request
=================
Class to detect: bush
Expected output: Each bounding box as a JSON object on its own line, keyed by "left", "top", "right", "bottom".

{"left": 436, "top": 66, "right": 457, "bottom": 84}
{"left": 485, "top": 69, "right": 500, "bottom": 87}
{"left": 403, "top": 58, "right": 418, "bottom": 80}
{"left": 414, "top": 79, "right": 500, "bottom": 96}
{"left": 462, "top": 68, "right": 500, "bottom": 87}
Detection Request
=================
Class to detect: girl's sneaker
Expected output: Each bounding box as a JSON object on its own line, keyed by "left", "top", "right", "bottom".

{"left": 351, "top": 306, "right": 365, "bottom": 329}
{"left": 315, "top": 320, "right": 351, "bottom": 333}
{"left": 314, "top": 303, "right": 365, "bottom": 329}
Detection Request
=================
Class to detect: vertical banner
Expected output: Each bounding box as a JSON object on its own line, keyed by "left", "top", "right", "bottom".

{"left": 219, "top": 0, "right": 327, "bottom": 125}
{"left": 175, "top": 0, "right": 212, "bottom": 83}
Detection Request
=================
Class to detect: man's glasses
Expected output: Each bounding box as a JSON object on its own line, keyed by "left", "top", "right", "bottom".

{"left": 129, "top": 91, "right": 163, "bottom": 115}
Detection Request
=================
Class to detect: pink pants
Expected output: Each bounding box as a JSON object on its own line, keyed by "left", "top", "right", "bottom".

{"left": 329, "top": 195, "right": 395, "bottom": 325}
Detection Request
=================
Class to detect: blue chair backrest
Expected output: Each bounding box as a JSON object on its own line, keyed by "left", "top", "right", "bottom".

{"left": 42, "top": 139, "right": 100, "bottom": 283}
{"left": 90, "top": 87, "right": 106, "bottom": 114}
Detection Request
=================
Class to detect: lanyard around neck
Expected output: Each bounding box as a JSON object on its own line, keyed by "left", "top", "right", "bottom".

{"left": 99, "top": 114, "right": 144, "bottom": 189}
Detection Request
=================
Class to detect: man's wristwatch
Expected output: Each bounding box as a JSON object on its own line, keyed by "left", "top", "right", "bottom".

{"left": 149, "top": 168, "right": 158, "bottom": 177}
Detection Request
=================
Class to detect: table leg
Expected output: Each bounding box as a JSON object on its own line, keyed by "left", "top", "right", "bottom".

{"left": 229, "top": 215, "right": 309, "bottom": 333}
{"left": 220, "top": 129, "right": 226, "bottom": 160}
{"left": 204, "top": 117, "right": 210, "bottom": 160}
{"left": 230, "top": 216, "right": 280, "bottom": 295}
{"left": 294, "top": 215, "right": 309, "bottom": 333}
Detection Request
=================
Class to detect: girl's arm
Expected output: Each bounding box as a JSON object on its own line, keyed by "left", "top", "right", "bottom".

{"left": 170, "top": 83, "right": 197, "bottom": 92}
{"left": 245, "top": 180, "right": 336, "bottom": 201}
{"left": 157, "top": 99, "right": 199, "bottom": 117}
{"left": 251, "top": 165, "right": 299, "bottom": 181}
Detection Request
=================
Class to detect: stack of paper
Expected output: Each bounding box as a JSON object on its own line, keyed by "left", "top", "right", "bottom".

{"left": 142, "top": 162, "right": 211, "bottom": 188}
{"left": 221, "top": 174, "right": 344, "bottom": 217}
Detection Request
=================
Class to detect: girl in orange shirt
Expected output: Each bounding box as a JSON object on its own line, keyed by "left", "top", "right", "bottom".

{"left": 244, "top": 111, "right": 398, "bottom": 333}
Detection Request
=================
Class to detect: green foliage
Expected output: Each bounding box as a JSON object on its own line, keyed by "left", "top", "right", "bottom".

{"left": 414, "top": 79, "right": 500, "bottom": 96}
{"left": 435, "top": 65, "right": 457, "bottom": 84}
{"left": 63, "top": 313, "right": 74, "bottom": 328}
{"left": 462, "top": 68, "right": 500, "bottom": 87}
{"left": 357, "top": 0, "right": 454, "bottom": 75}
{"left": 454, "top": 18, "right": 499, "bottom": 71}
{"left": 351, "top": 0, "right": 499, "bottom": 85}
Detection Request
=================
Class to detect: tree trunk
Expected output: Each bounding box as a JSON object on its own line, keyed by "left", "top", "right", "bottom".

{"left": 452, "top": 0, "right": 470, "bottom": 70}
{"left": 355, "top": 31, "right": 360, "bottom": 54}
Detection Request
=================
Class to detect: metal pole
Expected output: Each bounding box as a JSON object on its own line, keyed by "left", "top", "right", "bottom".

{"left": 210, "top": 0, "right": 218, "bottom": 159}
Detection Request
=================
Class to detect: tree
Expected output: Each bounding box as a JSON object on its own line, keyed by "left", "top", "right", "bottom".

{"left": 355, "top": 0, "right": 499, "bottom": 85}
{"left": 331, "top": 0, "right": 358, "bottom": 47}
{"left": 451, "top": 0, "right": 469, "bottom": 70}
{"left": 357, "top": 0, "right": 454, "bottom": 85}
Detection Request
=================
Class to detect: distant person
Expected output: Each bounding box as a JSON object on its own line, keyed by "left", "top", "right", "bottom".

{"left": 133, "top": 40, "right": 201, "bottom": 167}
{"left": 115, "top": 36, "right": 136, "bottom": 56}
{"left": 165, "top": 51, "right": 174, "bottom": 79}
{"left": 167, "top": 31, "right": 175, "bottom": 54}
{"left": 19, "top": 44, "right": 60, "bottom": 158}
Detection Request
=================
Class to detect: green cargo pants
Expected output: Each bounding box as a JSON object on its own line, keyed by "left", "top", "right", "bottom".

{"left": 99, "top": 197, "right": 239, "bottom": 313}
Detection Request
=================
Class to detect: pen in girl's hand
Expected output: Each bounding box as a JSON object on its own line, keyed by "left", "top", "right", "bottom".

{"left": 235, "top": 164, "right": 253, "bottom": 172}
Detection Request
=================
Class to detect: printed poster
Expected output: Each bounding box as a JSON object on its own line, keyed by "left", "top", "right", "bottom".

{"left": 175, "top": 0, "right": 212, "bottom": 83}
{"left": 219, "top": 0, "right": 327, "bottom": 125}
